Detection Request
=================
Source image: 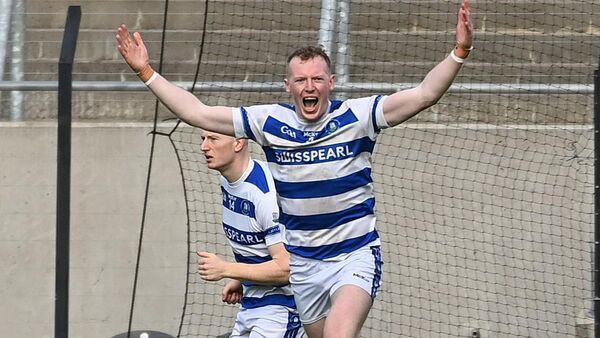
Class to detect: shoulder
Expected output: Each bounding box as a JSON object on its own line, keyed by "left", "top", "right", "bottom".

{"left": 243, "top": 160, "right": 275, "bottom": 194}
{"left": 338, "top": 95, "right": 386, "bottom": 113}
{"left": 334, "top": 95, "right": 388, "bottom": 132}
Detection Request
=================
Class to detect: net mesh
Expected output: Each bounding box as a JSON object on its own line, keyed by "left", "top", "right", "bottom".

{"left": 160, "top": 1, "right": 599, "bottom": 337}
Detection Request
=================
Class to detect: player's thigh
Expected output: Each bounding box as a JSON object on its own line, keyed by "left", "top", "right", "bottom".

{"left": 324, "top": 285, "right": 372, "bottom": 338}
{"left": 330, "top": 246, "right": 383, "bottom": 301}
{"left": 289, "top": 256, "right": 334, "bottom": 325}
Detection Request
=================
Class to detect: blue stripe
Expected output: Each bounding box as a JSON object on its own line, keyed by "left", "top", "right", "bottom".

{"left": 284, "top": 311, "right": 302, "bottom": 338}
{"left": 370, "top": 246, "right": 383, "bottom": 299}
{"left": 371, "top": 95, "right": 382, "bottom": 133}
{"left": 277, "top": 103, "right": 295, "bottom": 111}
{"left": 223, "top": 223, "right": 265, "bottom": 245}
{"left": 240, "top": 106, "right": 256, "bottom": 141}
{"left": 241, "top": 280, "right": 290, "bottom": 287}
{"left": 241, "top": 294, "right": 297, "bottom": 309}
{"left": 265, "top": 225, "right": 281, "bottom": 236}
{"left": 262, "top": 109, "right": 358, "bottom": 143}
{"left": 233, "top": 252, "right": 271, "bottom": 264}
{"left": 276, "top": 167, "right": 372, "bottom": 199}
{"left": 245, "top": 161, "right": 270, "bottom": 193}
{"left": 285, "top": 230, "right": 380, "bottom": 260}
{"left": 281, "top": 198, "right": 375, "bottom": 231}
{"left": 263, "top": 136, "right": 375, "bottom": 166}
{"left": 329, "top": 100, "right": 343, "bottom": 112}
{"left": 222, "top": 187, "right": 256, "bottom": 218}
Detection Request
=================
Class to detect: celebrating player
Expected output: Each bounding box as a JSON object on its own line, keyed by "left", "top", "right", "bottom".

{"left": 116, "top": 1, "right": 473, "bottom": 337}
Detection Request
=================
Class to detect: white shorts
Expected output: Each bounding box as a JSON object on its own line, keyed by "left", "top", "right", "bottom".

{"left": 230, "top": 305, "right": 304, "bottom": 338}
{"left": 289, "top": 246, "right": 383, "bottom": 324}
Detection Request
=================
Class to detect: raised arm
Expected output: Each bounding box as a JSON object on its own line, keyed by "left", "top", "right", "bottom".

{"left": 382, "top": 0, "right": 473, "bottom": 127}
{"left": 115, "top": 24, "right": 235, "bottom": 136}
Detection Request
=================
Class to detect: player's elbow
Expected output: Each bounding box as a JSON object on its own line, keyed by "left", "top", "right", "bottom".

{"left": 415, "top": 81, "right": 448, "bottom": 109}
{"left": 419, "top": 91, "right": 442, "bottom": 110}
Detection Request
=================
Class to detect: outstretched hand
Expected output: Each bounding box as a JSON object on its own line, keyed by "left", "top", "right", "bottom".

{"left": 115, "top": 24, "right": 149, "bottom": 73}
{"left": 456, "top": 0, "right": 473, "bottom": 49}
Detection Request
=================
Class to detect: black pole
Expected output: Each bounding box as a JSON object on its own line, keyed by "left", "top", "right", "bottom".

{"left": 55, "top": 6, "right": 80, "bottom": 338}
{"left": 594, "top": 56, "right": 600, "bottom": 338}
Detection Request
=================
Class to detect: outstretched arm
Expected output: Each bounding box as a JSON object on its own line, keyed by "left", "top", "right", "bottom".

{"left": 382, "top": 0, "right": 473, "bottom": 127}
{"left": 198, "top": 243, "right": 291, "bottom": 285}
{"left": 115, "top": 24, "right": 235, "bottom": 136}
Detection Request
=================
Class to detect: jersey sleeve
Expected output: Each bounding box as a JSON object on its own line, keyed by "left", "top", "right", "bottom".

{"left": 255, "top": 194, "right": 283, "bottom": 247}
{"left": 232, "top": 105, "right": 271, "bottom": 146}
{"left": 346, "top": 95, "right": 390, "bottom": 139}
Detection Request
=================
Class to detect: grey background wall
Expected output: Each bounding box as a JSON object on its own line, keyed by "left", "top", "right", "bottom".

{"left": 0, "top": 122, "right": 189, "bottom": 338}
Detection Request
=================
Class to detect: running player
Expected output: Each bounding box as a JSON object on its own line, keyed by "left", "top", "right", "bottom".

{"left": 116, "top": 1, "right": 473, "bottom": 336}
{"left": 197, "top": 130, "right": 303, "bottom": 338}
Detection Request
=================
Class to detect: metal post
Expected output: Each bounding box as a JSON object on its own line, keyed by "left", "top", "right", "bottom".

{"left": 0, "top": 0, "right": 14, "bottom": 117}
{"left": 10, "top": 0, "right": 24, "bottom": 121}
{"left": 55, "top": 6, "right": 80, "bottom": 338}
{"left": 318, "top": 0, "right": 337, "bottom": 55}
{"left": 335, "top": 0, "right": 351, "bottom": 99}
{"left": 0, "top": 0, "right": 12, "bottom": 78}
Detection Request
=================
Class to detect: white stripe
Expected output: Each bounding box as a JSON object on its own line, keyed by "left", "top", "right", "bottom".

{"left": 231, "top": 243, "right": 268, "bottom": 258}
{"left": 222, "top": 208, "right": 255, "bottom": 231}
{"left": 279, "top": 184, "right": 374, "bottom": 216}
{"left": 244, "top": 286, "right": 294, "bottom": 299}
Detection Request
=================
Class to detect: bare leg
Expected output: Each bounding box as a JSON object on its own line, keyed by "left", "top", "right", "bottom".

{"left": 303, "top": 318, "right": 325, "bottom": 338}
{"left": 323, "top": 285, "right": 372, "bottom": 338}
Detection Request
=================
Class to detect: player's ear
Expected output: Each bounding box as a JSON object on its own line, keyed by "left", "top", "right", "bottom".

{"left": 329, "top": 74, "right": 336, "bottom": 90}
{"left": 234, "top": 139, "right": 247, "bottom": 152}
{"left": 284, "top": 78, "right": 290, "bottom": 93}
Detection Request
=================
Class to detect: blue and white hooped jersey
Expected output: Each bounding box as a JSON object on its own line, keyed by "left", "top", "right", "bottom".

{"left": 232, "top": 95, "right": 390, "bottom": 261}
{"left": 220, "top": 159, "right": 296, "bottom": 310}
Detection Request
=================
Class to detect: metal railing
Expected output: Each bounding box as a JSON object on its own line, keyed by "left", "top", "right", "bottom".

{"left": 0, "top": 80, "right": 593, "bottom": 94}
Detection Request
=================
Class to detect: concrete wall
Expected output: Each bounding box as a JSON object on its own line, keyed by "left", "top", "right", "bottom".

{"left": 0, "top": 122, "right": 187, "bottom": 338}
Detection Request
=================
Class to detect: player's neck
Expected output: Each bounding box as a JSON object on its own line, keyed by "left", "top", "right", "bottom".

{"left": 221, "top": 155, "right": 251, "bottom": 184}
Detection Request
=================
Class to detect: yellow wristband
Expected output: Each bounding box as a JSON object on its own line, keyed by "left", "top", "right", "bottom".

{"left": 136, "top": 64, "right": 155, "bottom": 83}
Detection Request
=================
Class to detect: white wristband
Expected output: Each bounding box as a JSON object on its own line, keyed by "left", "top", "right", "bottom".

{"left": 144, "top": 72, "right": 159, "bottom": 86}
{"left": 450, "top": 49, "right": 466, "bottom": 64}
